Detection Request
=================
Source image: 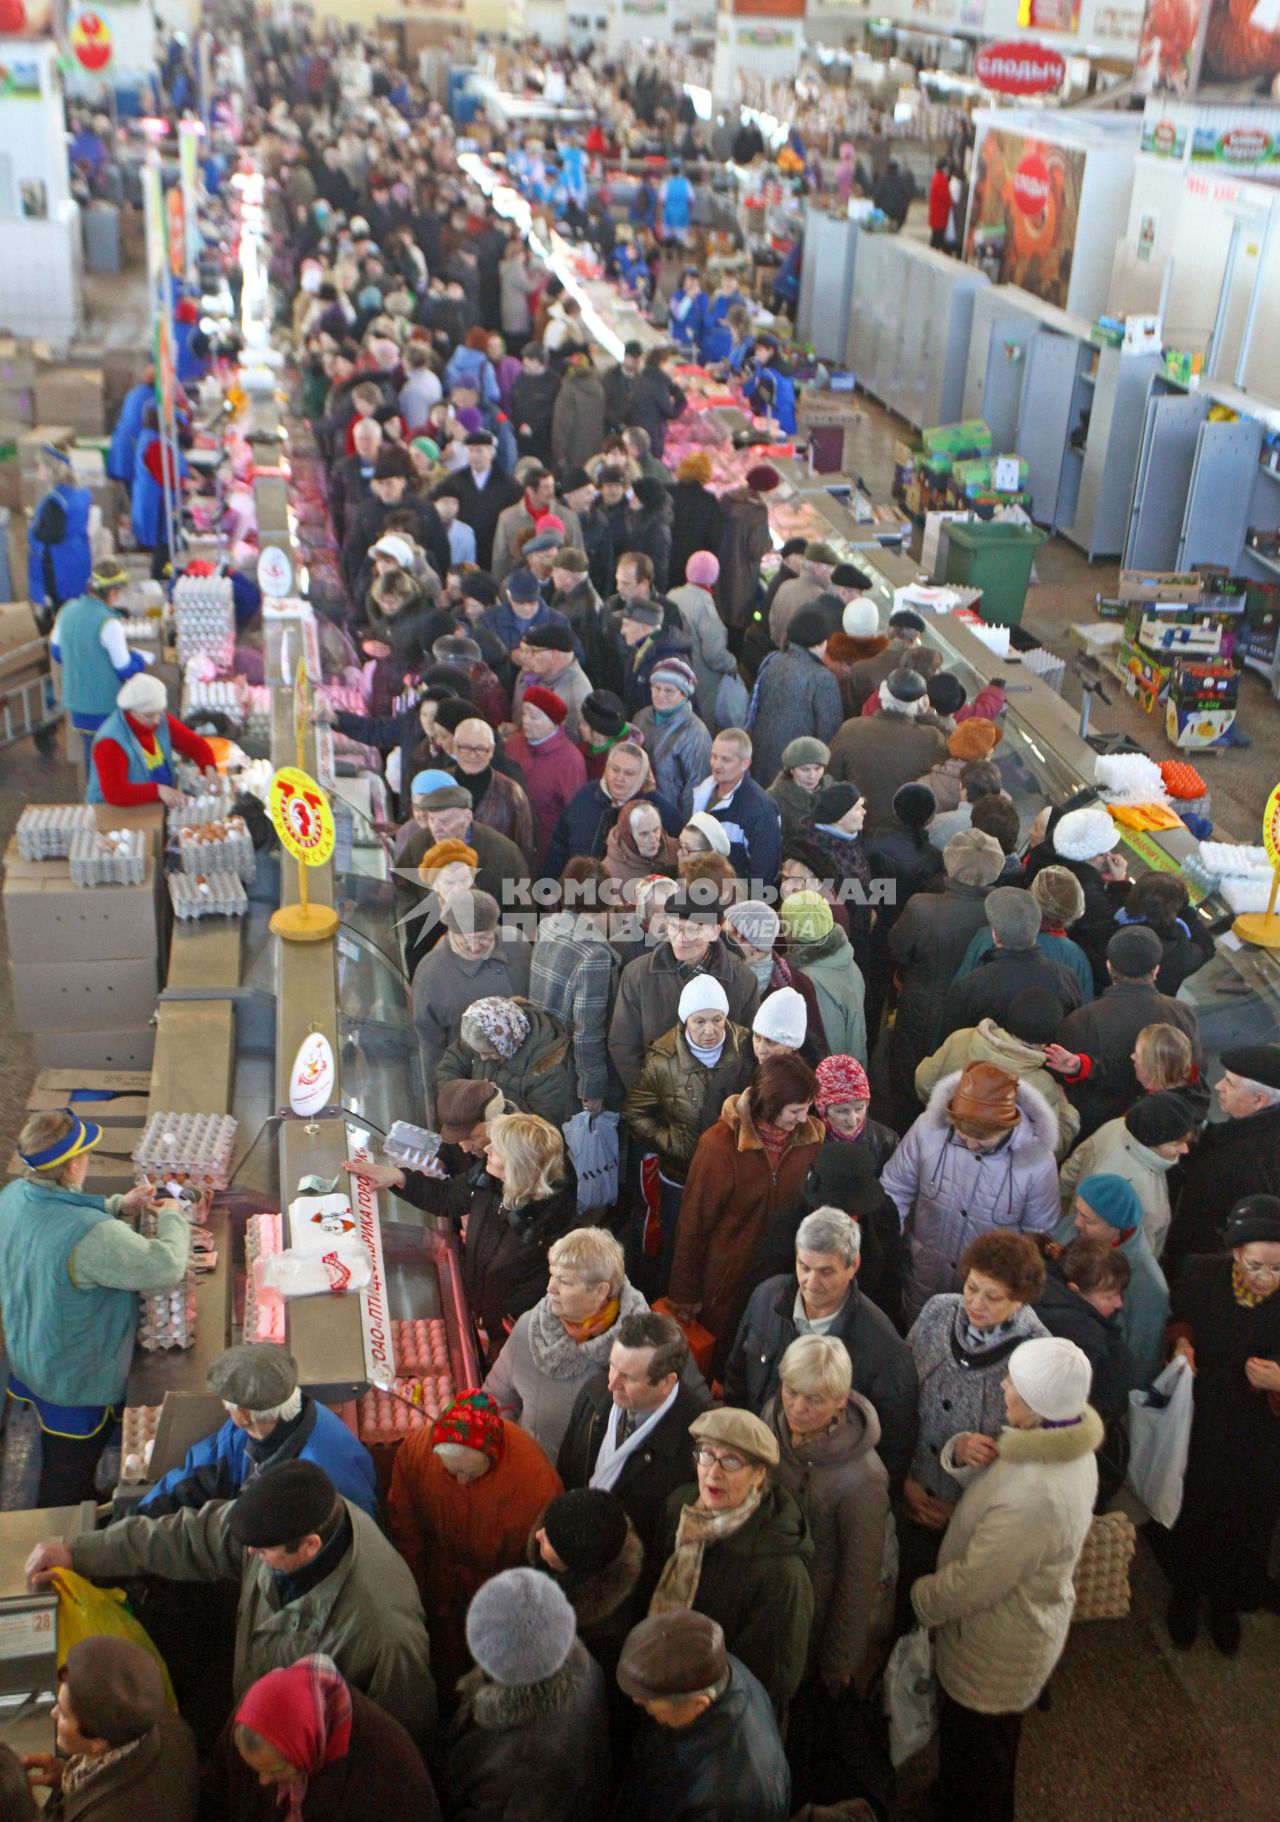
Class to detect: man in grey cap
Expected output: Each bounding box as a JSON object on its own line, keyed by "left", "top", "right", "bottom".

{"left": 1048, "top": 924, "right": 1203, "bottom": 1140}
{"left": 828, "top": 666, "right": 949, "bottom": 832}
{"left": 135, "top": 1342, "right": 378, "bottom": 1520}
{"left": 767, "top": 540, "right": 838, "bottom": 649}
{"left": 615, "top": 1612, "right": 790, "bottom": 1822}
{"left": 939, "top": 886, "right": 1083, "bottom": 1041}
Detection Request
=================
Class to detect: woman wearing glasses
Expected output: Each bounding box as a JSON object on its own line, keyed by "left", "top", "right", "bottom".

{"left": 1164, "top": 1196, "right": 1280, "bottom": 1656}
{"left": 649, "top": 1407, "right": 814, "bottom": 1722}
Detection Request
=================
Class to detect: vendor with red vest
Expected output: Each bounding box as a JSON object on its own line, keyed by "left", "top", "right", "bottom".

{"left": 87, "top": 671, "right": 218, "bottom": 808}
{"left": 0, "top": 1111, "right": 189, "bottom": 1505}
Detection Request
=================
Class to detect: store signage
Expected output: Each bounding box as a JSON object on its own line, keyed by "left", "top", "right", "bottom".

{"left": 348, "top": 1141, "right": 395, "bottom": 1385}
{"left": 1011, "top": 152, "right": 1053, "bottom": 215}
{"left": 257, "top": 544, "right": 294, "bottom": 599}
{"left": 289, "top": 1031, "right": 335, "bottom": 1117}
{"left": 1192, "top": 124, "right": 1278, "bottom": 169}
{"left": 974, "top": 41, "right": 1065, "bottom": 93}
{"left": 0, "top": 1606, "right": 53, "bottom": 1663}
{"left": 1264, "top": 781, "right": 1280, "bottom": 868}
{"left": 1141, "top": 116, "right": 1186, "bottom": 158}
{"left": 268, "top": 765, "right": 336, "bottom": 868}
{"left": 1017, "top": 0, "right": 1081, "bottom": 31}
{"left": 70, "top": 11, "right": 112, "bottom": 71}
{"left": 0, "top": 56, "right": 42, "bottom": 98}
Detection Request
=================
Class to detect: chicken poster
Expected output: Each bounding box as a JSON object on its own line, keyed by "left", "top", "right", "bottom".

{"left": 1136, "top": 0, "right": 1280, "bottom": 99}
{"left": 1134, "top": 0, "right": 1207, "bottom": 94}
{"left": 963, "top": 128, "right": 1086, "bottom": 311}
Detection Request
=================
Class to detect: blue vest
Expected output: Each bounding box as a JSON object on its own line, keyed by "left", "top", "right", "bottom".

{"left": 107, "top": 382, "right": 150, "bottom": 482}
{"left": 131, "top": 430, "right": 165, "bottom": 548}
{"left": 86, "top": 706, "right": 175, "bottom": 803}
{"left": 664, "top": 175, "right": 692, "bottom": 229}
{"left": 55, "top": 594, "right": 122, "bottom": 723}
{"left": 27, "top": 484, "right": 92, "bottom": 608}
{"left": 0, "top": 1178, "right": 138, "bottom": 1407}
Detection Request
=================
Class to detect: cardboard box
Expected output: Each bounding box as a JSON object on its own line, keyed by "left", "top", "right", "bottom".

{"left": 33, "top": 1025, "right": 156, "bottom": 1070}
{"left": 0, "top": 602, "right": 44, "bottom": 685}
{"left": 0, "top": 338, "right": 38, "bottom": 389}
{"left": 11, "top": 956, "right": 160, "bottom": 1033}
{"left": 3, "top": 838, "right": 159, "bottom": 963}
{"left": 1118, "top": 570, "right": 1204, "bottom": 606}
{"left": 34, "top": 367, "right": 105, "bottom": 438}
{"left": 25, "top": 1065, "right": 152, "bottom": 1125}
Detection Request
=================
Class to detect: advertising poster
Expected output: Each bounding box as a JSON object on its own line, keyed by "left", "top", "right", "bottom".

{"left": 1017, "top": 0, "right": 1081, "bottom": 31}
{"left": 964, "top": 127, "right": 1086, "bottom": 310}
{"left": 1134, "top": 0, "right": 1207, "bottom": 94}
{"left": 1196, "top": 0, "right": 1280, "bottom": 99}
{"left": 0, "top": 0, "right": 56, "bottom": 34}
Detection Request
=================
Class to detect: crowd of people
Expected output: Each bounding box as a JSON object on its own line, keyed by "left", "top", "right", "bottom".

{"left": 8, "top": 16, "right": 1278, "bottom": 1822}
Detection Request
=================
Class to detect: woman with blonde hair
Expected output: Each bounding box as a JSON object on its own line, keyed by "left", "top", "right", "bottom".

{"left": 484, "top": 1227, "right": 650, "bottom": 1458}
{"left": 0, "top": 1111, "right": 190, "bottom": 1503}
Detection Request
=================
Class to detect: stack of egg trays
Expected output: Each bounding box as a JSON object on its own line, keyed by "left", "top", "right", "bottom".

{"left": 16, "top": 804, "right": 96, "bottom": 860}
{"left": 68, "top": 828, "right": 147, "bottom": 888}
{"left": 169, "top": 872, "right": 249, "bottom": 919}
{"left": 133, "top": 1110, "right": 238, "bottom": 1192}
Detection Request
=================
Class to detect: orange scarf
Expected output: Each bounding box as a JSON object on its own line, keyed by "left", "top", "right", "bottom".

{"left": 562, "top": 1297, "right": 621, "bottom": 1343}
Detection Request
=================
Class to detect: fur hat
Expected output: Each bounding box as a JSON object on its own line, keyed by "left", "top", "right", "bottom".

{"left": 1030, "top": 866, "right": 1085, "bottom": 929}
{"left": 745, "top": 463, "right": 780, "bottom": 493}
{"left": 582, "top": 690, "right": 627, "bottom": 738}
{"left": 1125, "top": 1091, "right": 1198, "bottom": 1148}
{"left": 522, "top": 685, "right": 568, "bottom": 726}
{"left": 523, "top": 624, "right": 575, "bottom": 653}
{"left": 812, "top": 782, "right": 861, "bottom": 826}
{"left": 788, "top": 602, "right": 835, "bottom": 650}
{"left": 466, "top": 1569, "right": 578, "bottom": 1686}
{"left": 928, "top": 673, "right": 967, "bottom": 717}
{"left": 542, "top": 1489, "right": 630, "bottom": 1574}
{"left": 1220, "top": 1044, "right": 1280, "bottom": 1090}
{"left": 842, "top": 597, "right": 881, "bottom": 638}
{"left": 894, "top": 783, "right": 935, "bottom": 829}
{"left": 943, "top": 828, "right": 1005, "bottom": 887}
{"left": 948, "top": 718, "right": 1001, "bottom": 760}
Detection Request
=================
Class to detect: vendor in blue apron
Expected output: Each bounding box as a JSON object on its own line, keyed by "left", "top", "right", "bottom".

{"left": 660, "top": 161, "right": 693, "bottom": 245}
{"left": 0, "top": 1110, "right": 189, "bottom": 1505}
{"left": 87, "top": 670, "right": 218, "bottom": 808}
{"left": 743, "top": 334, "right": 798, "bottom": 437}
{"left": 27, "top": 443, "right": 93, "bottom": 627}
{"left": 131, "top": 407, "right": 190, "bottom": 579}
{"left": 51, "top": 559, "right": 151, "bottom": 763}
{"left": 106, "top": 366, "right": 156, "bottom": 496}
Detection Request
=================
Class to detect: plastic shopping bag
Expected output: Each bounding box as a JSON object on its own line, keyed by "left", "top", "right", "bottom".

{"left": 884, "top": 1624, "right": 937, "bottom": 1767}
{"left": 260, "top": 1242, "right": 372, "bottom": 1299}
{"left": 652, "top": 1298, "right": 716, "bottom": 1379}
{"left": 714, "top": 670, "right": 750, "bottom": 732}
{"left": 1126, "top": 1353, "right": 1194, "bottom": 1530}
{"left": 51, "top": 1569, "right": 176, "bottom": 1708}
{"left": 563, "top": 1110, "right": 619, "bottom": 1212}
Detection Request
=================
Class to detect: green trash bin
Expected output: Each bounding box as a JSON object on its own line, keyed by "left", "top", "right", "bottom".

{"left": 944, "top": 520, "right": 1049, "bottom": 628}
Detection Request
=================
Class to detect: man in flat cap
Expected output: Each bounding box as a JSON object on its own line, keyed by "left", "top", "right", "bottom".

{"left": 28, "top": 1461, "right": 435, "bottom": 1752}
{"left": 1047, "top": 925, "right": 1203, "bottom": 1140}
{"left": 1165, "top": 1045, "right": 1280, "bottom": 1276}
{"left": 614, "top": 1611, "right": 790, "bottom": 1822}
{"left": 136, "top": 1343, "right": 377, "bottom": 1519}
{"left": 511, "top": 621, "right": 593, "bottom": 743}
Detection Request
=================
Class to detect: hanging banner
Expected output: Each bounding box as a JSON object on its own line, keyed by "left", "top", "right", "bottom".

{"left": 178, "top": 121, "right": 202, "bottom": 288}
{"left": 347, "top": 1139, "right": 396, "bottom": 1386}
{"left": 1133, "top": 0, "right": 1206, "bottom": 95}
{"left": 974, "top": 40, "right": 1066, "bottom": 93}
{"left": 964, "top": 128, "right": 1086, "bottom": 310}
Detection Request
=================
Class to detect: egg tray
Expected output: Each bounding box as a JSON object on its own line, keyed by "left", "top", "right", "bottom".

{"left": 16, "top": 804, "right": 96, "bottom": 861}
{"left": 168, "top": 871, "right": 249, "bottom": 919}
{"left": 182, "top": 678, "right": 246, "bottom": 728}
{"left": 358, "top": 1375, "right": 458, "bottom": 1444}
{"left": 120, "top": 1405, "right": 163, "bottom": 1482}
{"left": 167, "top": 790, "right": 237, "bottom": 830}
{"left": 136, "top": 1208, "right": 196, "bottom": 1351}
{"left": 242, "top": 686, "right": 273, "bottom": 746}
{"left": 173, "top": 577, "right": 235, "bottom": 669}
{"left": 133, "top": 1111, "right": 238, "bottom": 1190}
{"left": 392, "top": 1317, "right": 453, "bottom": 1378}
{"left": 383, "top": 1122, "right": 443, "bottom": 1174}
{"left": 177, "top": 817, "right": 256, "bottom": 883}
{"left": 244, "top": 1213, "right": 286, "bottom": 1344}
{"left": 67, "top": 828, "right": 148, "bottom": 887}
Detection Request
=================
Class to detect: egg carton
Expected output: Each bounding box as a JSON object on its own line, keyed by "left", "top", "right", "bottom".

{"left": 120, "top": 1404, "right": 162, "bottom": 1482}
{"left": 168, "top": 871, "right": 249, "bottom": 919}
{"left": 233, "top": 756, "right": 274, "bottom": 802}
{"left": 67, "top": 828, "right": 147, "bottom": 888}
{"left": 1094, "top": 753, "right": 1167, "bottom": 803}
{"left": 383, "top": 1122, "right": 443, "bottom": 1174}
{"left": 1198, "top": 841, "right": 1271, "bottom": 879}
{"left": 242, "top": 686, "right": 273, "bottom": 746}
{"left": 167, "top": 789, "right": 237, "bottom": 830}
{"left": 244, "top": 1213, "right": 286, "bottom": 1344}
{"left": 391, "top": 1317, "right": 452, "bottom": 1377}
{"left": 173, "top": 575, "right": 235, "bottom": 668}
{"left": 136, "top": 1208, "right": 196, "bottom": 1351}
{"left": 358, "top": 1375, "right": 457, "bottom": 1444}
{"left": 183, "top": 677, "right": 245, "bottom": 728}
{"left": 16, "top": 804, "right": 96, "bottom": 861}
{"left": 134, "top": 1111, "right": 238, "bottom": 1189}
{"left": 1218, "top": 876, "right": 1277, "bottom": 915}
{"left": 177, "top": 817, "right": 256, "bottom": 883}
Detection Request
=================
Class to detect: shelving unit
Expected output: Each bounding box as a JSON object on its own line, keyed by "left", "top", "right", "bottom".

{"left": 1122, "top": 384, "right": 1208, "bottom": 572}
{"left": 797, "top": 206, "right": 860, "bottom": 364}
{"left": 1062, "top": 349, "right": 1162, "bottom": 562}
{"left": 846, "top": 231, "right": 988, "bottom": 430}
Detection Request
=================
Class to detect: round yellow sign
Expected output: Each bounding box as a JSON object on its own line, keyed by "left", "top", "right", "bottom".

{"left": 268, "top": 766, "right": 335, "bottom": 868}
{"left": 1265, "top": 782, "right": 1280, "bottom": 871}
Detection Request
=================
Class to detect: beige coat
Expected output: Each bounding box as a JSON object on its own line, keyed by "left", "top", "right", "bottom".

{"left": 911, "top": 1406, "right": 1103, "bottom": 1714}
{"left": 482, "top": 1280, "right": 650, "bottom": 1461}
{"left": 914, "top": 1018, "right": 1080, "bottom": 1161}
{"left": 1057, "top": 1115, "right": 1178, "bottom": 1257}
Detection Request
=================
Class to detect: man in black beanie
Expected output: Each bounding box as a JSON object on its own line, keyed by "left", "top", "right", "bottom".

{"left": 1047, "top": 925, "right": 1203, "bottom": 1141}
{"left": 1166, "top": 1044, "right": 1280, "bottom": 1276}
{"left": 529, "top": 1487, "right": 645, "bottom": 1687}
{"left": 27, "top": 1461, "right": 435, "bottom": 1751}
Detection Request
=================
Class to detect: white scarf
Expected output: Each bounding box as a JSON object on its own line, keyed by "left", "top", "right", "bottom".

{"left": 590, "top": 1380, "right": 679, "bottom": 1492}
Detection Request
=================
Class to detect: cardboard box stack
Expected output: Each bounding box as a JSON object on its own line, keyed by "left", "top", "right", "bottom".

{"left": 3, "top": 814, "right": 164, "bottom": 1069}
{"left": 10, "top": 1067, "right": 153, "bottom": 1196}
{"left": 1112, "top": 570, "right": 1241, "bottom": 747}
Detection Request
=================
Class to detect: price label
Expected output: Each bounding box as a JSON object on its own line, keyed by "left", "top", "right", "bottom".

{"left": 0, "top": 1605, "right": 55, "bottom": 1662}
{"left": 993, "top": 456, "right": 1020, "bottom": 493}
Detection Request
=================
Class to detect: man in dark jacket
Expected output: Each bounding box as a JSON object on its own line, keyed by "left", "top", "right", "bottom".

{"left": 603, "top": 341, "right": 643, "bottom": 432}
{"left": 615, "top": 1612, "right": 790, "bottom": 1822}
{"left": 446, "top": 432, "right": 521, "bottom": 572}
{"left": 631, "top": 348, "right": 687, "bottom": 460}
{"left": 1048, "top": 925, "right": 1203, "bottom": 1140}
{"left": 689, "top": 727, "right": 782, "bottom": 887}
{"left": 1165, "top": 1044, "right": 1280, "bottom": 1275}
{"left": 722, "top": 1207, "right": 917, "bottom": 1486}
{"left": 940, "top": 886, "right": 1082, "bottom": 1040}
{"left": 747, "top": 599, "right": 844, "bottom": 789}
{"left": 608, "top": 892, "right": 761, "bottom": 1090}
{"left": 561, "top": 470, "right": 615, "bottom": 601}
{"left": 557, "top": 1311, "right": 711, "bottom": 1558}
{"left": 398, "top": 788, "right": 530, "bottom": 920}
{"left": 627, "top": 478, "right": 674, "bottom": 595}
{"left": 510, "top": 341, "right": 562, "bottom": 463}
{"left": 826, "top": 667, "right": 948, "bottom": 831}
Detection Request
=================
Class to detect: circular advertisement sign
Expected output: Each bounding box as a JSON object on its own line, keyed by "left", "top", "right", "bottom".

{"left": 70, "top": 11, "right": 112, "bottom": 70}
{"left": 268, "top": 766, "right": 336, "bottom": 868}
{"left": 974, "top": 42, "right": 1065, "bottom": 96}
{"left": 257, "top": 544, "right": 295, "bottom": 600}
{"left": 290, "top": 1030, "right": 335, "bottom": 1117}
{"left": 1012, "top": 153, "right": 1052, "bottom": 217}
{"left": 1263, "top": 781, "right": 1280, "bottom": 869}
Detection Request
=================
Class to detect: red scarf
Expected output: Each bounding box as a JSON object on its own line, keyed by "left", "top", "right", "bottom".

{"left": 753, "top": 1116, "right": 793, "bottom": 1166}
{"left": 235, "top": 1654, "right": 352, "bottom": 1820}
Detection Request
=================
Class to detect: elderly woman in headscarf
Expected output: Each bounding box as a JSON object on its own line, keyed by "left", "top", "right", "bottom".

{"left": 602, "top": 798, "right": 679, "bottom": 893}
{"left": 436, "top": 995, "right": 578, "bottom": 1128}
{"left": 203, "top": 1654, "right": 443, "bottom": 1821}
{"left": 388, "top": 1390, "right": 562, "bottom": 1696}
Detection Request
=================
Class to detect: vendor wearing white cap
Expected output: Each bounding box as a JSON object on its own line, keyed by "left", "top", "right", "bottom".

{"left": 0, "top": 1110, "right": 189, "bottom": 1505}
{"left": 50, "top": 560, "right": 151, "bottom": 762}
{"left": 86, "top": 671, "right": 218, "bottom": 808}
{"left": 911, "top": 1335, "right": 1101, "bottom": 1821}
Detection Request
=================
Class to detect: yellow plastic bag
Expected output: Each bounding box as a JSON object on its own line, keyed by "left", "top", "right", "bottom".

{"left": 50, "top": 1568, "right": 177, "bottom": 1709}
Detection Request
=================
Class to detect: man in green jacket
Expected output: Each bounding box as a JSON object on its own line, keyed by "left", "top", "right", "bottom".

{"left": 0, "top": 1110, "right": 190, "bottom": 1505}
{"left": 27, "top": 1461, "right": 436, "bottom": 1752}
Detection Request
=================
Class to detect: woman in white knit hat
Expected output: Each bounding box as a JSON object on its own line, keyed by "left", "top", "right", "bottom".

{"left": 911, "top": 1335, "right": 1101, "bottom": 1822}
{"left": 623, "top": 975, "right": 754, "bottom": 1295}
{"left": 86, "top": 671, "right": 219, "bottom": 809}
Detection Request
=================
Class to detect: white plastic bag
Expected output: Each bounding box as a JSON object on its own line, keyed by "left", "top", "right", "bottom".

{"left": 884, "top": 1624, "right": 937, "bottom": 1767}
{"left": 260, "top": 1242, "right": 372, "bottom": 1299}
{"left": 563, "top": 1110, "right": 620, "bottom": 1211}
{"left": 1126, "top": 1353, "right": 1194, "bottom": 1529}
